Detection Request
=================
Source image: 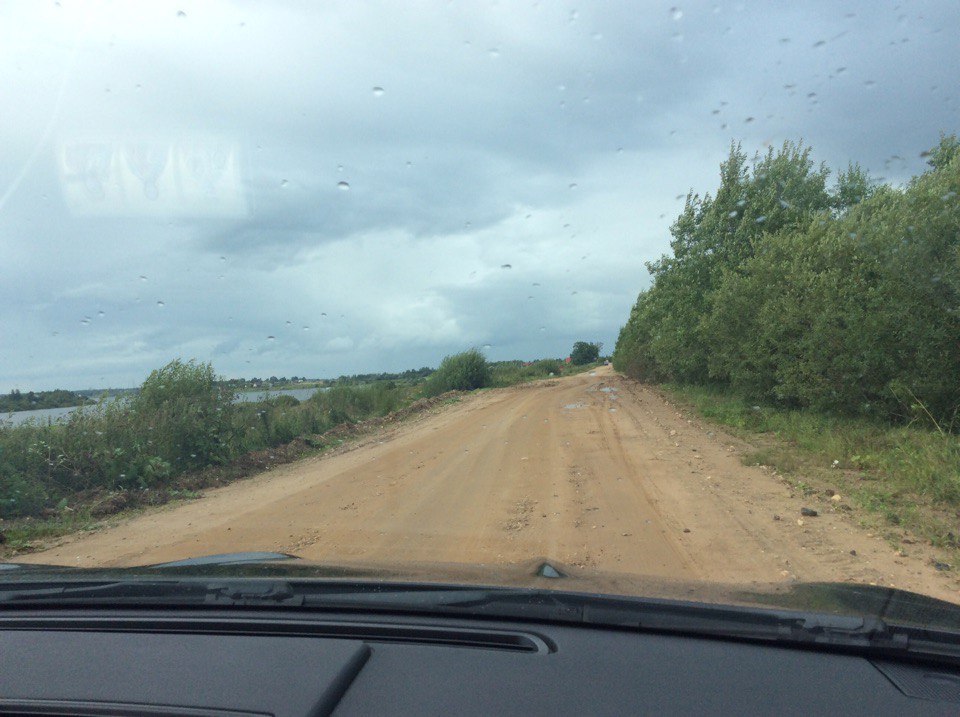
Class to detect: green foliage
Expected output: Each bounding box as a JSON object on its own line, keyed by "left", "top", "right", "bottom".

{"left": 421, "top": 349, "right": 492, "bottom": 396}
{"left": 614, "top": 136, "right": 960, "bottom": 430}
{"left": 0, "top": 389, "right": 87, "bottom": 413}
{"left": 570, "top": 341, "right": 602, "bottom": 365}
{"left": 0, "top": 361, "right": 414, "bottom": 519}
{"left": 489, "top": 358, "right": 566, "bottom": 387}
{"left": 132, "top": 359, "right": 235, "bottom": 474}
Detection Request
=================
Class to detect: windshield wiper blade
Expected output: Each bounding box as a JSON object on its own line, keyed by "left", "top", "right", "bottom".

{"left": 3, "top": 578, "right": 960, "bottom": 663}
{"left": 0, "top": 579, "right": 305, "bottom": 607}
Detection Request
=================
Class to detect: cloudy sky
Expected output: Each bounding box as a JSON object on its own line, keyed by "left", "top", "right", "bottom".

{"left": 1, "top": 0, "right": 957, "bottom": 391}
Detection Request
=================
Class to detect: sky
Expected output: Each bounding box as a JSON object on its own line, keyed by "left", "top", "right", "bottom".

{"left": 0, "top": 0, "right": 957, "bottom": 392}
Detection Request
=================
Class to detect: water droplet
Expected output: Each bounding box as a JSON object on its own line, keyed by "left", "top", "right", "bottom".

{"left": 501, "top": 264, "right": 512, "bottom": 269}
{"left": 864, "top": 79, "right": 876, "bottom": 87}
{"left": 285, "top": 320, "right": 292, "bottom": 325}
{"left": 568, "top": 183, "right": 578, "bottom": 190}
{"left": 156, "top": 300, "right": 165, "bottom": 308}
{"left": 569, "top": 9, "right": 579, "bottom": 22}
{"left": 280, "top": 179, "right": 289, "bottom": 187}
{"left": 372, "top": 86, "right": 385, "bottom": 96}
{"left": 220, "top": 256, "right": 226, "bottom": 262}
{"left": 728, "top": 210, "right": 738, "bottom": 218}
{"left": 337, "top": 181, "right": 350, "bottom": 191}
{"left": 302, "top": 326, "right": 310, "bottom": 331}
{"left": 592, "top": 32, "right": 603, "bottom": 40}
{"left": 670, "top": 6, "right": 683, "bottom": 20}
{"left": 336, "top": 164, "right": 344, "bottom": 172}
{"left": 80, "top": 317, "right": 91, "bottom": 325}
{"left": 97, "top": 310, "right": 105, "bottom": 318}
{"left": 744, "top": 116, "right": 755, "bottom": 123}
{"left": 539, "top": 326, "right": 546, "bottom": 332}
{"left": 812, "top": 39, "right": 826, "bottom": 48}
{"left": 176, "top": 9, "right": 186, "bottom": 17}
{"left": 139, "top": 275, "right": 148, "bottom": 282}
{"left": 836, "top": 66, "right": 847, "bottom": 74}
{"left": 755, "top": 215, "right": 767, "bottom": 223}
{"left": 267, "top": 335, "right": 276, "bottom": 341}
{"left": 488, "top": 48, "right": 500, "bottom": 58}
{"left": 779, "top": 199, "right": 792, "bottom": 209}
{"left": 482, "top": 344, "right": 492, "bottom": 350}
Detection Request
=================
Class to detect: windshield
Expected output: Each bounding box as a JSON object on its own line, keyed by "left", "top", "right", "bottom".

{"left": 1, "top": 1, "right": 958, "bottom": 621}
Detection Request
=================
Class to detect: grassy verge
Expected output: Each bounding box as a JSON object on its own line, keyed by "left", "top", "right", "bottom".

{"left": 661, "top": 383, "right": 960, "bottom": 560}
{"left": 0, "top": 389, "right": 461, "bottom": 558}
{"left": 489, "top": 359, "right": 605, "bottom": 387}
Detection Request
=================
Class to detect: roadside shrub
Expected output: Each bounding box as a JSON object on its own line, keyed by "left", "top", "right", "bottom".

{"left": 421, "top": 349, "right": 491, "bottom": 397}
{"left": 131, "top": 359, "right": 235, "bottom": 473}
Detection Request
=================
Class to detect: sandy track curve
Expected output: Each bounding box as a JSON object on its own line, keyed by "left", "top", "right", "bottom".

{"left": 20, "top": 366, "right": 960, "bottom": 602}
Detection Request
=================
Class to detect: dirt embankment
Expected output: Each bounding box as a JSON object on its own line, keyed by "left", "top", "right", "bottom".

{"left": 18, "top": 366, "right": 960, "bottom": 603}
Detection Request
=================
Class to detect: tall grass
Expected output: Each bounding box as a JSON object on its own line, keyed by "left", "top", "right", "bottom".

{"left": 0, "top": 360, "right": 412, "bottom": 520}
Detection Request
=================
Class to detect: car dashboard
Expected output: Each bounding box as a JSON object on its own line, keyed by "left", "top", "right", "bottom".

{"left": 2, "top": 607, "right": 959, "bottom": 716}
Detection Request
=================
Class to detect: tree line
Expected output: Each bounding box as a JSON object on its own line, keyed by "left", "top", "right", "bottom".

{"left": 613, "top": 135, "right": 960, "bottom": 430}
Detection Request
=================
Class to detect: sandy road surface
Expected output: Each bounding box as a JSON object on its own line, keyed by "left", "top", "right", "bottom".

{"left": 20, "top": 366, "right": 960, "bottom": 602}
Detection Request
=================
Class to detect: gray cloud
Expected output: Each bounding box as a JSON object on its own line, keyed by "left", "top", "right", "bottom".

{"left": 1, "top": 0, "right": 958, "bottom": 391}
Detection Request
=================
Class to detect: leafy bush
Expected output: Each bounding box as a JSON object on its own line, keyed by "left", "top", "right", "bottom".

{"left": 422, "top": 349, "right": 491, "bottom": 396}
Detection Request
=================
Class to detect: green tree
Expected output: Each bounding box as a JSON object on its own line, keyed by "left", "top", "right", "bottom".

{"left": 570, "top": 341, "right": 601, "bottom": 365}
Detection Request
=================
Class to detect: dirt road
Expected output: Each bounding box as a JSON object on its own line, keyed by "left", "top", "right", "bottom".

{"left": 20, "top": 366, "right": 960, "bottom": 602}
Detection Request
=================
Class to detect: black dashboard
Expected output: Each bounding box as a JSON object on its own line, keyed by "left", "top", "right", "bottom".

{"left": 2, "top": 608, "right": 959, "bottom": 716}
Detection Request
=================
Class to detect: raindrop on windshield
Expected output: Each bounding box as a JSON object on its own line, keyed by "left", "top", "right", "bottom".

{"left": 97, "top": 311, "right": 105, "bottom": 319}
{"left": 488, "top": 48, "right": 500, "bottom": 58}
{"left": 337, "top": 181, "right": 350, "bottom": 191}
{"left": 139, "top": 275, "right": 147, "bottom": 281}
{"left": 755, "top": 215, "right": 767, "bottom": 223}
{"left": 280, "top": 179, "right": 289, "bottom": 187}
{"left": 302, "top": 326, "right": 310, "bottom": 331}
{"left": 569, "top": 183, "right": 578, "bottom": 190}
{"left": 864, "top": 80, "right": 876, "bottom": 87}
{"left": 501, "top": 264, "right": 512, "bottom": 269}
{"left": 372, "top": 86, "right": 385, "bottom": 96}
{"left": 80, "top": 317, "right": 91, "bottom": 325}
{"left": 156, "top": 300, "right": 165, "bottom": 308}
{"left": 267, "top": 336, "right": 276, "bottom": 342}
{"left": 176, "top": 10, "right": 186, "bottom": 18}
{"left": 670, "top": 7, "right": 683, "bottom": 21}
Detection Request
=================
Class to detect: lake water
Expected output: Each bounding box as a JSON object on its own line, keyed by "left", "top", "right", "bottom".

{"left": 1, "top": 387, "right": 322, "bottom": 428}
